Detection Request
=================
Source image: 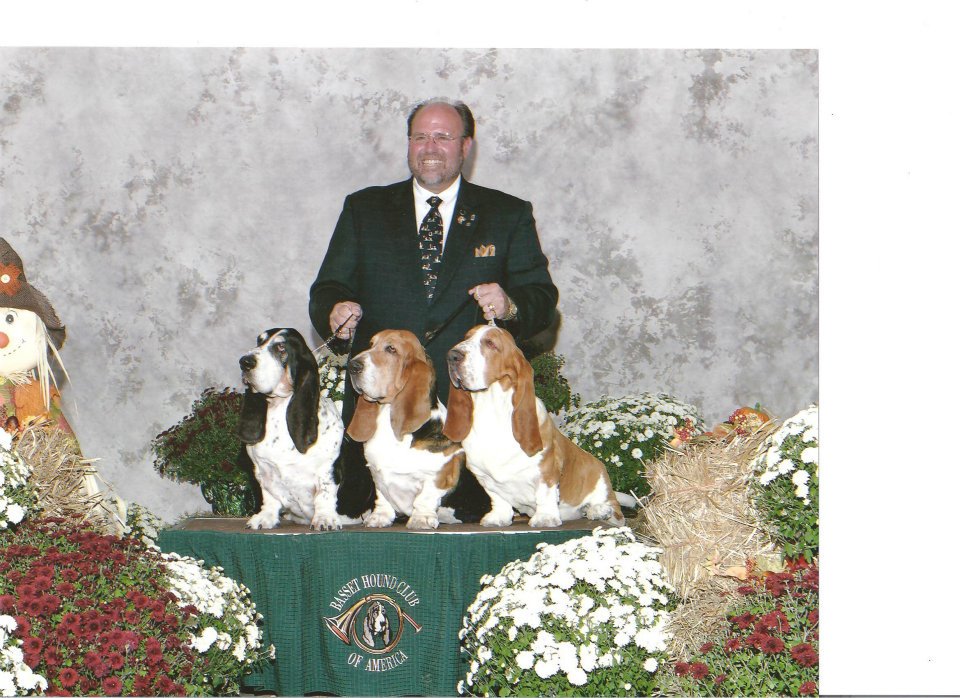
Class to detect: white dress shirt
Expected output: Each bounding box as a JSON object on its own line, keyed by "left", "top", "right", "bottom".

{"left": 412, "top": 176, "right": 462, "bottom": 251}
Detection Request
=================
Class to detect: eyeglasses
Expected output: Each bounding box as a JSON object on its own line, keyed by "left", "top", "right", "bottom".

{"left": 409, "top": 132, "right": 464, "bottom": 145}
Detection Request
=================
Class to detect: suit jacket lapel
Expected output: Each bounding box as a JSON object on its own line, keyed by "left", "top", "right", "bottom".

{"left": 385, "top": 180, "right": 428, "bottom": 304}
{"left": 433, "top": 181, "right": 480, "bottom": 302}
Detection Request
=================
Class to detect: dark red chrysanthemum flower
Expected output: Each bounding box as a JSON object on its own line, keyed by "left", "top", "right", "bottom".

{"left": 133, "top": 676, "right": 152, "bottom": 695}
{"left": 736, "top": 585, "right": 756, "bottom": 596}
{"left": 730, "top": 612, "right": 755, "bottom": 630}
{"left": 106, "top": 651, "right": 125, "bottom": 670}
{"left": 44, "top": 644, "right": 62, "bottom": 667}
{"left": 14, "top": 615, "right": 31, "bottom": 636}
{"left": 0, "top": 594, "right": 15, "bottom": 612}
{"left": 58, "top": 667, "right": 80, "bottom": 688}
{"left": 799, "top": 680, "right": 818, "bottom": 695}
{"left": 724, "top": 638, "right": 741, "bottom": 653}
{"left": 674, "top": 661, "right": 691, "bottom": 676}
{"left": 690, "top": 662, "right": 710, "bottom": 680}
{"left": 40, "top": 594, "right": 62, "bottom": 615}
{"left": 59, "top": 612, "right": 81, "bottom": 631}
{"left": 791, "top": 643, "right": 819, "bottom": 667}
{"left": 759, "top": 609, "right": 790, "bottom": 634}
{"left": 765, "top": 576, "right": 786, "bottom": 598}
{"left": 102, "top": 676, "right": 123, "bottom": 696}
{"left": 760, "top": 635, "right": 785, "bottom": 654}
{"left": 23, "top": 652, "right": 40, "bottom": 669}
{"left": 83, "top": 650, "right": 103, "bottom": 671}
{"left": 808, "top": 609, "right": 819, "bottom": 625}
{"left": 21, "top": 635, "right": 42, "bottom": 654}
{"left": 699, "top": 642, "right": 714, "bottom": 653}
{"left": 714, "top": 673, "right": 727, "bottom": 685}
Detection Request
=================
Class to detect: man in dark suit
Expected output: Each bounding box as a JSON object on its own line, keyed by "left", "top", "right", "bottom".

{"left": 309, "top": 99, "right": 558, "bottom": 422}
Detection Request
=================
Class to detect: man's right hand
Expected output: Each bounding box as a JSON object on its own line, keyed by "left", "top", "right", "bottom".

{"left": 330, "top": 301, "right": 362, "bottom": 339}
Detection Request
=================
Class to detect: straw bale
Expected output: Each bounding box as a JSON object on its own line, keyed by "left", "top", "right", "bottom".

{"left": 15, "top": 420, "right": 116, "bottom": 533}
{"left": 637, "top": 423, "right": 781, "bottom": 601}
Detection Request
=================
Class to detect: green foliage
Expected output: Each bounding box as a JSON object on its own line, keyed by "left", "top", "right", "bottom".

{"left": 561, "top": 394, "right": 704, "bottom": 498}
{"left": 151, "top": 387, "right": 249, "bottom": 489}
{"left": 529, "top": 351, "right": 580, "bottom": 415}
{"left": 662, "top": 560, "right": 819, "bottom": 697}
{"left": 750, "top": 406, "right": 819, "bottom": 562}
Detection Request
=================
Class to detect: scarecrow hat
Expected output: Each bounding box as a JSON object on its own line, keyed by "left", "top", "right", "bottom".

{"left": 0, "top": 238, "right": 66, "bottom": 349}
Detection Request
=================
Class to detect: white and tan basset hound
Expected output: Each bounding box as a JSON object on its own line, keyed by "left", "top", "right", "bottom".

{"left": 347, "top": 329, "right": 491, "bottom": 529}
{"left": 444, "top": 325, "right": 625, "bottom": 528}
{"left": 238, "top": 328, "right": 356, "bottom": 530}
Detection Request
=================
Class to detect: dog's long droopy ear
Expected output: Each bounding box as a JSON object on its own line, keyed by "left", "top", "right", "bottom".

{"left": 390, "top": 358, "right": 434, "bottom": 440}
{"left": 347, "top": 396, "right": 379, "bottom": 442}
{"left": 510, "top": 352, "right": 543, "bottom": 456}
{"left": 442, "top": 381, "right": 474, "bottom": 443}
{"left": 286, "top": 334, "right": 320, "bottom": 454}
{"left": 238, "top": 388, "right": 268, "bottom": 445}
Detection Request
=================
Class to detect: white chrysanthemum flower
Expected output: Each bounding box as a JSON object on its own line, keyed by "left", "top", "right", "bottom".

{"left": 534, "top": 657, "right": 559, "bottom": 678}
{"left": 191, "top": 626, "right": 219, "bottom": 652}
{"left": 516, "top": 650, "right": 535, "bottom": 670}
{"left": 792, "top": 469, "right": 810, "bottom": 486}
{"left": 567, "top": 667, "right": 588, "bottom": 686}
{"left": 801, "top": 446, "right": 818, "bottom": 463}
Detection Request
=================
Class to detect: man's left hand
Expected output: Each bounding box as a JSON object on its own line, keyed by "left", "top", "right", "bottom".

{"left": 469, "top": 283, "right": 511, "bottom": 322}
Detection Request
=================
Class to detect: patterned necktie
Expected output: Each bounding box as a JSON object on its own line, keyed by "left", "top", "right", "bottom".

{"left": 418, "top": 195, "right": 443, "bottom": 302}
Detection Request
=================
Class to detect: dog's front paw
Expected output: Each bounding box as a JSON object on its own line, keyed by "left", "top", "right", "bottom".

{"left": 480, "top": 511, "right": 514, "bottom": 527}
{"left": 364, "top": 511, "right": 395, "bottom": 528}
{"left": 529, "top": 512, "right": 562, "bottom": 528}
{"left": 246, "top": 511, "right": 279, "bottom": 530}
{"left": 310, "top": 511, "right": 342, "bottom": 531}
{"left": 407, "top": 513, "right": 439, "bottom": 530}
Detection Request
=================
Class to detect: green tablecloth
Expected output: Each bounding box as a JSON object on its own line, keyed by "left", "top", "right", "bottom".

{"left": 158, "top": 518, "right": 599, "bottom": 696}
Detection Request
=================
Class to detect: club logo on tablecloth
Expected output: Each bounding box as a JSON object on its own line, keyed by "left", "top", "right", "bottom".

{"left": 323, "top": 574, "right": 422, "bottom": 672}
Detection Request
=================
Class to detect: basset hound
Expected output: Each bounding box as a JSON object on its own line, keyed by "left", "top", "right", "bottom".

{"left": 444, "top": 325, "right": 625, "bottom": 528}
{"left": 346, "top": 329, "right": 491, "bottom": 529}
{"left": 361, "top": 600, "right": 391, "bottom": 648}
{"left": 238, "top": 328, "right": 366, "bottom": 530}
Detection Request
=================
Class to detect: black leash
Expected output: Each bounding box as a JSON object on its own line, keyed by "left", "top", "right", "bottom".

{"left": 312, "top": 313, "right": 357, "bottom": 360}
{"left": 422, "top": 297, "right": 481, "bottom": 346}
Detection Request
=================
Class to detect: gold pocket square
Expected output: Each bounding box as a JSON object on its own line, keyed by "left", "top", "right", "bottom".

{"left": 475, "top": 244, "right": 496, "bottom": 258}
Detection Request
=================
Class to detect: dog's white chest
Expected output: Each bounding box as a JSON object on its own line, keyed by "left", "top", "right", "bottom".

{"left": 461, "top": 386, "right": 544, "bottom": 514}
{"left": 247, "top": 396, "right": 343, "bottom": 523}
{"left": 364, "top": 405, "right": 451, "bottom": 515}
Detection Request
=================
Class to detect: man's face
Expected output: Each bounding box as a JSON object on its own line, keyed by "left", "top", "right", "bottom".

{"left": 407, "top": 104, "right": 473, "bottom": 193}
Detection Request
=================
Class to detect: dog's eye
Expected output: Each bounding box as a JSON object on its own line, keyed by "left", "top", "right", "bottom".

{"left": 276, "top": 343, "right": 286, "bottom": 356}
{"left": 385, "top": 345, "right": 397, "bottom": 355}
{"left": 4, "top": 313, "right": 14, "bottom": 325}
{"left": 483, "top": 338, "right": 498, "bottom": 351}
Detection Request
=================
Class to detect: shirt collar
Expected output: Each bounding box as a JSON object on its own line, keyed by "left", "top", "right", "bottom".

{"left": 412, "top": 176, "right": 462, "bottom": 206}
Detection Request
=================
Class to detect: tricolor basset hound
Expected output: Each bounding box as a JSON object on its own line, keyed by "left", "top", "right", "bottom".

{"left": 238, "top": 328, "right": 364, "bottom": 530}
{"left": 444, "top": 325, "right": 625, "bottom": 528}
{"left": 346, "top": 329, "right": 491, "bottom": 529}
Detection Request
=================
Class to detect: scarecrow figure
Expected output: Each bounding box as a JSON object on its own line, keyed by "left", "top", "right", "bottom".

{"left": 0, "top": 238, "right": 73, "bottom": 435}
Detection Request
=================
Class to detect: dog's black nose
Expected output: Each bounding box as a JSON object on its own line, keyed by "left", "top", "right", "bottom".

{"left": 347, "top": 358, "right": 362, "bottom": 376}
{"left": 447, "top": 347, "right": 464, "bottom": 365}
{"left": 239, "top": 354, "right": 257, "bottom": 371}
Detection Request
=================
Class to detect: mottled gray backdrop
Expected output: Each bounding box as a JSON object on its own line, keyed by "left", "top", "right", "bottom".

{"left": 0, "top": 48, "right": 818, "bottom": 522}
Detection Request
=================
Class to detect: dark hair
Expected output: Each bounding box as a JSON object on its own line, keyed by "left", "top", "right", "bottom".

{"left": 407, "top": 99, "right": 475, "bottom": 139}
